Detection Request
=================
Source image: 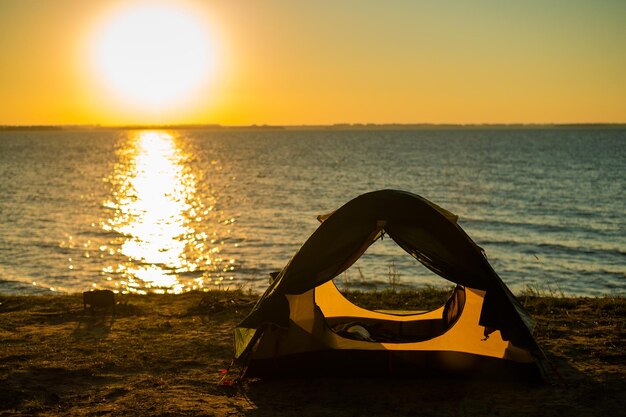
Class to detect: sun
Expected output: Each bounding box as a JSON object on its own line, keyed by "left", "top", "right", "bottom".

{"left": 91, "top": 3, "right": 215, "bottom": 110}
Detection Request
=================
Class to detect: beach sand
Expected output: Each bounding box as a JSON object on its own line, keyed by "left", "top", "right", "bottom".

{"left": 0, "top": 291, "right": 624, "bottom": 416}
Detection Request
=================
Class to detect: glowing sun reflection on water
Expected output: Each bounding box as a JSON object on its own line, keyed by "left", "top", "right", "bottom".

{"left": 101, "top": 131, "right": 227, "bottom": 294}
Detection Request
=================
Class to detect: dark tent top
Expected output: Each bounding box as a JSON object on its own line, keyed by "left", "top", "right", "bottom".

{"left": 237, "top": 190, "right": 539, "bottom": 358}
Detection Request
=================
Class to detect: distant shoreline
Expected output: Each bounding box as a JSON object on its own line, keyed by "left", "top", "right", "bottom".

{"left": 2, "top": 123, "right": 626, "bottom": 132}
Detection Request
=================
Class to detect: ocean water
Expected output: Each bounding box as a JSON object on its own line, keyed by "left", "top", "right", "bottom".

{"left": 0, "top": 128, "right": 624, "bottom": 296}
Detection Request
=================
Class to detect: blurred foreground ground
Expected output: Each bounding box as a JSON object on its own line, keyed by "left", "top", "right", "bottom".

{"left": 0, "top": 290, "right": 624, "bottom": 416}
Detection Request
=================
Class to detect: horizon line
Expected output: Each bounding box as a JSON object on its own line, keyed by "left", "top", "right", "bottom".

{"left": 2, "top": 122, "right": 626, "bottom": 131}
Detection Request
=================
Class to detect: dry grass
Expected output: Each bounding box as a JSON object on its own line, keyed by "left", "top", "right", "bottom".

{"left": 0, "top": 290, "right": 624, "bottom": 416}
{"left": 342, "top": 286, "right": 454, "bottom": 311}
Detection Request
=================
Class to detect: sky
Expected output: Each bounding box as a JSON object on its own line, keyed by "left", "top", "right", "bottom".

{"left": 1, "top": 0, "right": 625, "bottom": 126}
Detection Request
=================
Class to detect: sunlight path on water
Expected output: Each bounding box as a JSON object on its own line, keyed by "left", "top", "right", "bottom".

{"left": 100, "top": 131, "right": 232, "bottom": 294}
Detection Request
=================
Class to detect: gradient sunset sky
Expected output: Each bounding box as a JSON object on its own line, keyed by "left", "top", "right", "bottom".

{"left": 1, "top": 0, "right": 625, "bottom": 126}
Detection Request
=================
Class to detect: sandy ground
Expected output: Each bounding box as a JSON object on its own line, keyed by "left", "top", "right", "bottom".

{"left": 0, "top": 291, "right": 624, "bottom": 416}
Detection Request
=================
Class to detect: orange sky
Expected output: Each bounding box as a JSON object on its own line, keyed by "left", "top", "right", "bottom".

{"left": 1, "top": 0, "right": 625, "bottom": 126}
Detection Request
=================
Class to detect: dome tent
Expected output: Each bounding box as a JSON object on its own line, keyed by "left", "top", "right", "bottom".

{"left": 234, "top": 190, "right": 547, "bottom": 379}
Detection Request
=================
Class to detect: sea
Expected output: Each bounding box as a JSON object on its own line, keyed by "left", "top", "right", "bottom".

{"left": 0, "top": 127, "right": 624, "bottom": 297}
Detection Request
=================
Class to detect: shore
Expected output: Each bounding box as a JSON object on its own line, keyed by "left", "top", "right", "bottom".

{"left": 0, "top": 290, "right": 624, "bottom": 416}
